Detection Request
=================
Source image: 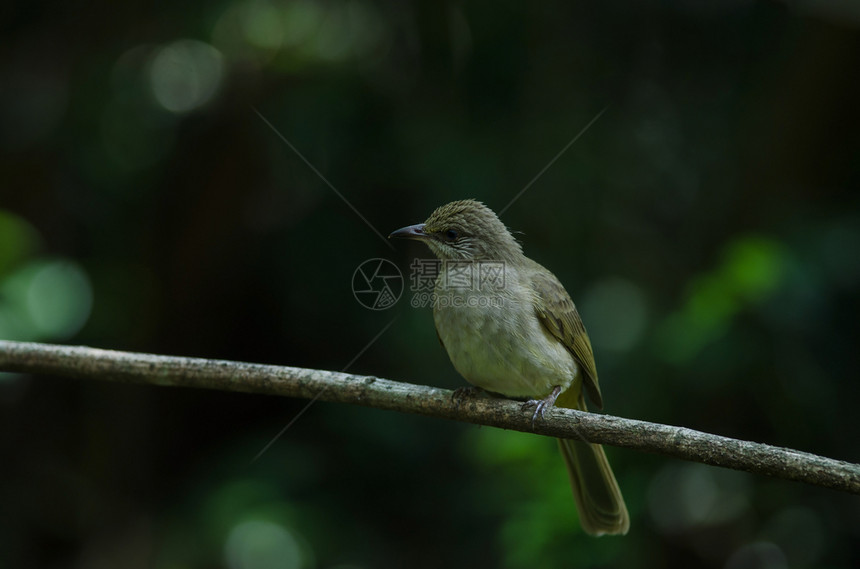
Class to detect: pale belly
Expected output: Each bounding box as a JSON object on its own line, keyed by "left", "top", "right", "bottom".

{"left": 433, "top": 287, "right": 577, "bottom": 399}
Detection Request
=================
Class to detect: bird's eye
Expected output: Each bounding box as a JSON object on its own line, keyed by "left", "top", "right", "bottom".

{"left": 445, "top": 229, "right": 459, "bottom": 241}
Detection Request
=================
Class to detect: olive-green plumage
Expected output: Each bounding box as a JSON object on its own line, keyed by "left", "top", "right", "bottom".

{"left": 390, "top": 199, "right": 629, "bottom": 536}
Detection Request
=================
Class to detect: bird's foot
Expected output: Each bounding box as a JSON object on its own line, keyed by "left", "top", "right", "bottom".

{"left": 452, "top": 386, "right": 486, "bottom": 408}
{"left": 521, "top": 385, "right": 563, "bottom": 428}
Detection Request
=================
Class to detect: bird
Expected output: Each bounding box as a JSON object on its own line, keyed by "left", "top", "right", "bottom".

{"left": 389, "top": 199, "right": 629, "bottom": 536}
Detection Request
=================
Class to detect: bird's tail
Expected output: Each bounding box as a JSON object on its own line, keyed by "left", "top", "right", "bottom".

{"left": 556, "top": 389, "right": 629, "bottom": 536}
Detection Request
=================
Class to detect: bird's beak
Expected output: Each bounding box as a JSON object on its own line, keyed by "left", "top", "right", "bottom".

{"left": 388, "top": 223, "right": 427, "bottom": 240}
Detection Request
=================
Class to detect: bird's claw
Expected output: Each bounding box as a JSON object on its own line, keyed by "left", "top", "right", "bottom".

{"left": 521, "top": 385, "right": 563, "bottom": 428}
{"left": 521, "top": 399, "right": 548, "bottom": 427}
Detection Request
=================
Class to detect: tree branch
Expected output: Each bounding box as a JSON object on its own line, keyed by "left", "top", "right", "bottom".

{"left": 1, "top": 340, "right": 857, "bottom": 494}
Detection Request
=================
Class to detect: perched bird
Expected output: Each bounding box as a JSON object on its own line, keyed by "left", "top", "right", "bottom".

{"left": 390, "top": 199, "right": 629, "bottom": 536}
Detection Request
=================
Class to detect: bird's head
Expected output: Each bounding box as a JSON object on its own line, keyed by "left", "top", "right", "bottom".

{"left": 389, "top": 199, "right": 522, "bottom": 261}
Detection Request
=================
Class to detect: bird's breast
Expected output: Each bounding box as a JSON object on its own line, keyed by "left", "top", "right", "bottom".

{"left": 432, "top": 271, "right": 577, "bottom": 399}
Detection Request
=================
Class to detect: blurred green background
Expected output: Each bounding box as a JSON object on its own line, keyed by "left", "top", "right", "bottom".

{"left": 2, "top": 0, "right": 859, "bottom": 567}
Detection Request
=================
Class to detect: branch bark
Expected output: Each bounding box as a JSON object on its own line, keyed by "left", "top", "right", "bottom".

{"left": 1, "top": 340, "right": 857, "bottom": 494}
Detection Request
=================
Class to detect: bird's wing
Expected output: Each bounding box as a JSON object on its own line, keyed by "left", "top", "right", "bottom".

{"left": 528, "top": 259, "right": 603, "bottom": 409}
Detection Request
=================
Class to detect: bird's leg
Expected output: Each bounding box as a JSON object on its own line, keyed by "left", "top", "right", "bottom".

{"left": 522, "top": 385, "right": 562, "bottom": 427}
{"left": 451, "top": 385, "right": 487, "bottom": 408}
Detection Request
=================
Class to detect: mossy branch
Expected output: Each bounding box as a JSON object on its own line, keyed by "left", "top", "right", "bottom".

{"left": 1, "top": 340, "right": 857, "bottom": 494}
